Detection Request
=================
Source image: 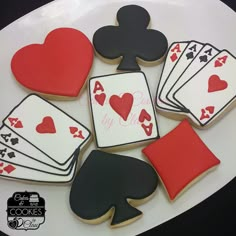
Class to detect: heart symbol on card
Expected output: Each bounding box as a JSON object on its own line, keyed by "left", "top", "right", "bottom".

{"left": 214, "top": 60, "right": 222, "bottom": 67}
{"left": 95, "top": 93, "right": 106, "bottom": 106}
{"left": 208, "top": 75, "right": 228, "bottom": 93}
{"left": 109, "top": 93, "right": 133, "bottom": 121}
{"left": 36, "top": 116, "right": 56, "bottom": 134}
{"left": 139, "top": 109, "right": 151, "bottom": 123}
{"left": 205, "top": 106, "right": 215, "bottom": 114}
{"left": 11, "top": 28, "right": 93, "bottom": 98}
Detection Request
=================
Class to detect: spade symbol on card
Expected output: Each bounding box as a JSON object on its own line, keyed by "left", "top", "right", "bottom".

{"left": 69, "top": 150, "right": 158, "bottom": 227}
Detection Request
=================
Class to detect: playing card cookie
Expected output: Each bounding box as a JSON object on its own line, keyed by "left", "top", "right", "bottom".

{"left": 93, "top": 5, "right": 168, "bottom": 71}
{"left": 0, "top": 94, "right": 91, "bottom": 183}
{"left": 156, "top": 43, "right": 235, "bottom": 128}
{"left": 88, "top": 71, "right": 159, "bottom": 149}
{"left": 69, "top": 150, "right": 158, "bottom": 227}
{"left": 11, "top": 28, "right": 93, "bottom": 99}
{"left": 142, "top": 120, "right": 220, "bottom": 200}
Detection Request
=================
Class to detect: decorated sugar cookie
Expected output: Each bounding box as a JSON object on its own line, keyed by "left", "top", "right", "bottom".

{"left": 142, "top": 119, "right": 220, "bottom": 200}
{"left": 69, "top": 150, "right": 158, "bottom": 227}
{"left": 11, "top": 28, "right": 94, "bottom": 99}
{"left": 88, "top": 71, "right": 159, "bottom": 149}
{"left": 93, "top": 5, "right": 168, "bottom": 71}
{"left": 0, "top": 94, "right": 91, "bottom": 183}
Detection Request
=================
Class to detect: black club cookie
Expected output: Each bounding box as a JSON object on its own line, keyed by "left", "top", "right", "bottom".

{"left": 93, "top": 5, "right": 168, "bottom": 71}
{"left": 69, "top": 150, "right": 158, "bottom": 227}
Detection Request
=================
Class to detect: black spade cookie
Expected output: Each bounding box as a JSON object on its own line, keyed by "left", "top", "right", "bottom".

{"left": 69, "top": 150, "right": 158, "bottom": 227}
{"left": 93, "top": 5, "right": 168, "bottom": 71}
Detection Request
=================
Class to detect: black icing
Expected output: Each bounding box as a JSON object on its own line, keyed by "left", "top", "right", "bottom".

{"left": 93, "top": 5, "right": 168, "bottom": 71}
{"left": 69, "top": 150, "right": 158, "bottom": 226}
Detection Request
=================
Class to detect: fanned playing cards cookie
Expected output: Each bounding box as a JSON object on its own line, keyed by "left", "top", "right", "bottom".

{"left": 69, "top": 150, "right": 158, "bottom": 227}
{"left": 93, "top": 5, "right": 168, "bottom": 71}
{"left": 88, "top": 71, "right": 159, "bottom": 149}
{"left": 142, "top": 119, "right": 220, "bottom": 200}
{"left": 11, "top": 28, "right": 93, "bottom": 99}
{"left": 155, "top": 40, "right": 236, "bottom": 128}
{"left": 0, "top": 94, "right": 91, "bottom": 183}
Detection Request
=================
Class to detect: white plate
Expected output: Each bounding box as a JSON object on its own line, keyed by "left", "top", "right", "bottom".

{"left": 0, "top": 0, "right": 236, "bottom": 235}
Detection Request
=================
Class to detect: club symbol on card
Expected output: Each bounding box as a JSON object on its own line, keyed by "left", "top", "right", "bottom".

{"left": 214, "top": 55, "right": 228, "bottom": 67}
{"left": 7, "top": 152, "right": 16, "bottom": 159}
{"left": 199, "top": 55, "right": 208, "bottom": 62}
{"left": 208, "top": 75, "right": 228, "bottom": 93}
{"left": 138, "top": 109, "right": 153, "bottom": 136}
{"left": 200, "top": 106, "right": 215, "bottom": 120}
{"left": 36, "top": 116, "right": 56, "bottom": 134}
{"left": 186, "top": 52, "right": 194, "bottom": 60}
{"left": 10, "top": 138, "right": 19, "bottom": 146}
{"left": 69, "top": 127, "right": 85, "bottom": 139}
{"left": 109, "top": 93, "right": 133, "bottom": 121}
{"left": 8, "top": 117, "right": 23, "bottom": 128}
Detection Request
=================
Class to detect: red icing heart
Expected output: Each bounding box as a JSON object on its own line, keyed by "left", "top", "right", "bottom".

{"left": 139, "top": 109, "right": 151, "bottom": 123}
{"left": 95, "top": 93, "right": 106, "bottom": 106}
{"left": 36, "top": 116, "right": 56, "bottom": 134}
{"left": 11, "top": 28, "right": 93, "bottom": 98}
{"left": 69, "top": 127, "right": 78, "bottom": 134}
{"left": 208, "top": 75, "right": 228, "bottom": 93}
{"left": 205, "top": 106, "right": 215, "bottom": 114}
{"left": 214, "top": 60, "right": 222, "bottom": 67}
{"left": 109, "top": 93, "right": 133, "bottom": 121}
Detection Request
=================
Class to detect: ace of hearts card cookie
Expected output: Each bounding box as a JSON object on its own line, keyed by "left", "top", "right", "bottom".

{"left": 88, "top": 71, "right": 159, "bottom": 149}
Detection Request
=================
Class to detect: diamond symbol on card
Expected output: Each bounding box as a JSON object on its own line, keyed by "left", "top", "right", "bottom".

{"left": 4, "top": 164, "right": 15, "bottom": 174}
{"left": 170, "top": 53, "right": 178, "bottom": 62}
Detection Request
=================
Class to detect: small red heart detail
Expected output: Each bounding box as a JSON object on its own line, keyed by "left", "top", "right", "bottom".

{"left": 14, "top": 120, "right": 23, "bottom": 128}
{"left": 208, "top": 75, "right": 228, "bottom": 93}
{"left": 69, "top": 127, "right": 78, "bottom": 134}
{"left": 95, "top": 93, "right": 106, "bottom": 106}
{"left": 109, "top": 93, "right": 133, "bottom": 121}
{"left": 139, "top": 109, "right": 151, "bottom": 123}
{"left": 214, "top": 60, "right": 222, "bottom": 67}
{"left": 36, "top": 116, "right": 56, "bottom": 134}
{"left": 11, "top": 28, "right": 93, "bottom": 98}
{"left": 205, "top": 106, "right": 215, "bottom": 114}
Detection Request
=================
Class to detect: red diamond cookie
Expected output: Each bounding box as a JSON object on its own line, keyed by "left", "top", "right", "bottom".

{"left": 11, "top": 28, "right": 93, "bottom": 99}
{"left": 142, "top": 119, "right": 220, "bottom": 200}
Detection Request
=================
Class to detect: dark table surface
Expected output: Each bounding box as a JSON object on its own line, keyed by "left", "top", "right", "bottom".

{"left": 0, "top": 0, "right": 235, "bottom": 235}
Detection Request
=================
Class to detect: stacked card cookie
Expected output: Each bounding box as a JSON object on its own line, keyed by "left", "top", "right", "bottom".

{"left": 0, "top": 94, "right": 91, "bottom": 183}
{"left": 156, "top": 41, "right": 235, "bottom": 128}
{"left": 0, "top": 3, "right": 225, "bottom": 229}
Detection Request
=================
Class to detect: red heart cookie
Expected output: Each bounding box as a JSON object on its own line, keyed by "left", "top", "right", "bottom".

{"left": 11, "top": 28, "right": 93, "bottom": 98}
